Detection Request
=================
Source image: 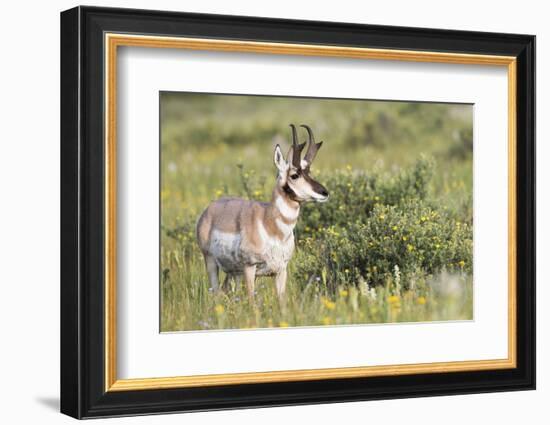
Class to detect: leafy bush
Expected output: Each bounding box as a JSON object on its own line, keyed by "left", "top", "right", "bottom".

{"left": 293, "top": 158, "right": 472, "bottom": 289}
{"left": 294, "top": 202, "right": 472, "bottom": 289}
{"left": 296, "top": 156, "right": 435, "bottom": 234}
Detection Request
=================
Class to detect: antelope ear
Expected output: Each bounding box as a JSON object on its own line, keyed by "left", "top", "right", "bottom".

{"left": 273, "top": 144, "right": 289, "bottom": 173}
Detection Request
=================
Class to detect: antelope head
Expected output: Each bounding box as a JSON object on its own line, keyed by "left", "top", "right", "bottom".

{"left": 273, "top": 124, "right": 329, "bottom": 203}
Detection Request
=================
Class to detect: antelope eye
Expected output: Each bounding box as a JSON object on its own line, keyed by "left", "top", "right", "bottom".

{"left": 290, "top": 173, "right": 299, "bottom": 180}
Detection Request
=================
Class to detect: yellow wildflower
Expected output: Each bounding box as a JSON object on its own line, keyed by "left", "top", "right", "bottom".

{"left": 322, "top": 317, "right": 333, "bottom": 326}
{"left": 322, "top": 297, "right": 336, "bottom": 310}
{"left": 458, "top": 260, "right": 466, "bottom": 267}
{"left": 339, "top": 288, "right": 349, "bottom": 297}
{"left": 279, "top": 321, "right": 289, "bottom": 328}
{"left": 402, "top": 236, "right": 408, "bottom": 241}
{"left": 417, "top": 296, "right": 427, "bottom": 305}
{"left": 379, "top": 214, "right": 385, "bottom": 220}
{"left": 407, "top": 244, "right": 414, "bottom": 251}
{"left": 387, "top": 295, "right": 400, "bottom": 304}
{"left": 214, "top": 305, "right": 225, "bottom": 315}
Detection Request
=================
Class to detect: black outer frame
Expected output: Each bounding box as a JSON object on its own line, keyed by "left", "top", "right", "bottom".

{"left": 60, "top": 5, "right": 536, "bottom": 419}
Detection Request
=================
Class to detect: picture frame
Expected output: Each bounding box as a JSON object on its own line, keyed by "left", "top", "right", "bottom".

{"left": 60, "top": 5, "right": 535, "bottom": 419}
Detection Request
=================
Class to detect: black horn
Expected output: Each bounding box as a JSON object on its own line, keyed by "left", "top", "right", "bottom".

{"left": 289, "top": 124, "right": 306, "bottom": 168}
{"left": 301, "top": 124, "right": 323, "bottom": 166}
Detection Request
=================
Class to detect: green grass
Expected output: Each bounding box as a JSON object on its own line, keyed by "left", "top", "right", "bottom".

{"left": 160, "top": 92, "right": 473, "bottom": 332}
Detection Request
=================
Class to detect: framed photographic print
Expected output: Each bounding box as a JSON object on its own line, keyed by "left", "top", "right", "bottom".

{"left": 60, "top": 6, "right": 535, "bottom": 419}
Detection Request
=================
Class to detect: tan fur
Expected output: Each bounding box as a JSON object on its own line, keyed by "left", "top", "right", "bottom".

{"left": 196, "top": 190, "right": 298, "bottom": 256}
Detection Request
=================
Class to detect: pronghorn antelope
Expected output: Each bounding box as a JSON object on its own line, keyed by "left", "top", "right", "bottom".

{"left": 196, "top": 124, "right": 329, "bottom": 300}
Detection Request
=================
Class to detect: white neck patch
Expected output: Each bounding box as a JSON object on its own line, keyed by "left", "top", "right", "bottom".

{"left": 275, "top": 218, "right": 296, "bottom": 239}
{"left": 275, "top": 195, "right": 299, "bottom": 220}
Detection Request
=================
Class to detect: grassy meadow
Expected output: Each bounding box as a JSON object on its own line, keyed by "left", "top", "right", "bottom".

{"left": 160, "top": 92, "right": 473, "bottom": 332}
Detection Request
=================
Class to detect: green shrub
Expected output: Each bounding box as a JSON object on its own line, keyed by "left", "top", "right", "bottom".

{"left": 296, "top": 156, "right": 436, "bottom": 235}
{"left": 293, "top": 157, "right": 472, "bottom": 289}
{"left": 294, "top": 201, "right": 472, "bottom": 289}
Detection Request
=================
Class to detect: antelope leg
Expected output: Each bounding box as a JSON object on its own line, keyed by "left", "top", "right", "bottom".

{"left": 243, "top": 265, "right": 256, "bottom": 300}
{"left": 204, "top": 254, "right": 219, "bottom": 291}
{"left": 222, "top": 273, "right": 233, "bottom": 293}
{"left": 275, "top": 268, "right": 288, "bottom": 300}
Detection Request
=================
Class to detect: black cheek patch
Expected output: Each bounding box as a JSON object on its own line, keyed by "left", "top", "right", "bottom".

{"left": 282, "top": 183, "right": 298, "bottom": 200}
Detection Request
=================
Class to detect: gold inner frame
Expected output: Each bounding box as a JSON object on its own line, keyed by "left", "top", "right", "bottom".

{"left": 104, "top": 33, "right": 517, "bottom": 392}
